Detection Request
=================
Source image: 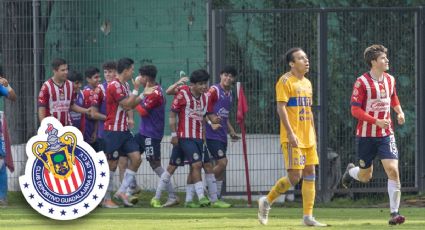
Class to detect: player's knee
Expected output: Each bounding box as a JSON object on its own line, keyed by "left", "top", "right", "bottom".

{"left": 386, "top": 167, "right": 400, "bottom": 181}
{"left": 191, "top": 162, "right": 203, "bottom": 170}
{"left": 203, "top": 162, "right": 213, "bottom": 173}
{"left": 287, "top": 171, "right": 302, "bottom": 185}
{"left": 218, "top": 158, "right": 228, "bottom": 167}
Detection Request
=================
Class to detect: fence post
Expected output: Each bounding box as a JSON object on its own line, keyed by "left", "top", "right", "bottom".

{"left": 317, "top": 9, "right": 330, "bottom": 202}
{"left": 211, "top": 9, "right": 226, "bottom": 83}
{"left": 416, "top": 6, "right": 425, "bottom": 193}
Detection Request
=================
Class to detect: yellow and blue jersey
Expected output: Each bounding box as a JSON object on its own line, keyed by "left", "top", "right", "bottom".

{"left": 275, "top": 72, "right": 315, "bottom": 148}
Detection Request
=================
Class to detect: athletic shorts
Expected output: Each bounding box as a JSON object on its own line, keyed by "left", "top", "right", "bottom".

{"left": 103, "top": 131, "right": 139, "bottom": 160}
{"left": 281, "top": 143, "right": 319, "bottom": 170}
{"left": 356, "top": 135, "right": 398, "bottom": 169}
{"left": 206, "top": 139, "right": 227, "bottom": 160}
{"left": 134, "top": 133, "right": 162, "bottom": 162}
{"left": 179, "top": 138, "right": 204, "bottom": 164}
{"left": 169, "top": 145, "right": 185, "bottom": 166}
{"left": 89, "top": 138, "right": 105, "bottom": 153}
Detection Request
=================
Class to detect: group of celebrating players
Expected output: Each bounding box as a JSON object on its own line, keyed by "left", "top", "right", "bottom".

{"left": 37, "top": 43, "right": 407, "bottom": 227}
{"left": 38, "top": 58, "right": 239, "bottom": 209}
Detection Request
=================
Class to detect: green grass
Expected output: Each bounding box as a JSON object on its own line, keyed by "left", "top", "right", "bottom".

{"left": 1, "top": 192, "right": 424, "bottom": 229}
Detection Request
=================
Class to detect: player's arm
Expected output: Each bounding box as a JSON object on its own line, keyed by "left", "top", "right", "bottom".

{"left": 0, "top": 77, "right": 17, "bottom": 101}
{"left": 227, "top": 119, "right": 240, "bottom": 141}
{"left": 166, "top": 77, "right": 188, "bottom": 95}
{"left": 135, "top": 88, "right": 162, "bottom": 117}
{"left": 37, "top": 84, "right": 49, "bottom": 122}
{"left": 277, "top": 101, "right": 298, "bottom": 147}
{"left": 169, "top": 111, "right": 178, "bottom": 145}
{"left": 90, "top": 106, "right": 106, "bottom": 120}
{"left": 38, "top": 107, "right": 47, "bottom": 122}
{"left": 71, "top": 103, "right": 90, "bottom": 115}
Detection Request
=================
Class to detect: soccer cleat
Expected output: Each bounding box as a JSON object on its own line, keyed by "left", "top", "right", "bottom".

{"left": 211, "top": 200, "right": 232, "bottom": 208}
{"left": 258, "top": 196, "right": 271, "bottom": 225}
{"left": 303, "top": 216, "right": 328, "bottom": 227}
{"left": 341, "top": 163, "right": 355, "bottom": 189}
{"left": 184, "top": 201, "right": 201, "bottom": 208}
{"left": 388, "top": 212, "right": 405, "bottom": 225}
{"left": 150, "top": 197, "right": 162, "bottom": 208}
{"left": 128, "top": 195, "right": 139, "bottom": 205}
{"left": 102, "top": 199, "right": 119, "bottom": 208}
{"left": 114, "top": 192, "right": 134, "bottom": 207}
{"left": 199, "top": 197, "right": 211, "bottom": 207}
{"left": 128, "top": 185, "right": 142, "bottom": 196}
{"left": 162, "top": 197, "right": 180, "bottom": 207}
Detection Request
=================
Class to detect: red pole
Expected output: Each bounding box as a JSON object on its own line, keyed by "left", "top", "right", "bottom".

{"left": 240, "top": 121, "right": 252, "bottom": 206}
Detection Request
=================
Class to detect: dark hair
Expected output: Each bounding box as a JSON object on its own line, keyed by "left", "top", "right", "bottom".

{"left": 284, "top": 47, "right": 303, "bottom": 66}
{"left": 0, "top": 65, "right": 3, "bottom": 76}
{"left": 138, "top": 65, "right": 157, "bottom": 79}
{"left": 68, "top": 70, "right": 83, "bottom": 83}
{"left": 220, "top": 65, "right": 237, "bottom": 77}
{"left": 51, "top": 58, "right": 67, "bottom": 70}
{"left": 102, "top": 61, "right": 117, "bottom": 70}
{"left": 190, "top": 69, "right": 210, "bottom": 83}
{"left": 85, "top": 66, "right": 100, "bottom": 78}
{"left": 117, "top": 58, "right": 134, "bottom": 74}
{"left": 364, "top": 44, "right": 388, "bottom": 68}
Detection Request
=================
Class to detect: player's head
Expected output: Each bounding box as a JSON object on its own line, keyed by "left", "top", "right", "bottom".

{"left": 284, "top": 48, "right": 309, "bottom": 75}
{"left": 102, "top": 61, "right": 117, "bottom": 83}
{"left": 117, "top": 57, "right": 134, "bottom": 80}
{"left": 51, "top": 58, "right": 68, "bottom": 81}
{"left": 364, "top": 44, "right": 389, "bottom": 71}
{"left": 85, "top": 66, "right": 101, "bottom": 87}
{"left": 138, "top": 65, "right": 157, "bottom": 86}
{"left": 220, "top": 65, "right": 237, "bottom": 89}
{"left": 68, "top": 70, "right": 83, "bottom": 91}
{"left": 190, "top": 69, "right": 210, "bottom": 94}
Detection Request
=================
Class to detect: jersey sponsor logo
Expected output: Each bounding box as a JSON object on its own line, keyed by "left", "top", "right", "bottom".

{"left": 369, "top": 100, "right": 390, "bottom": 112}
{"left": 353, "top": 88, "right": 359, "bottom": 96}
{"left": 20, "top": 117, "right": 109, "bottom": 220}
{"left": 217, "top": 107, "right": 229, "bottom": 118}
{"left": 354, "top": 81, "right": 361, "bottom": 88}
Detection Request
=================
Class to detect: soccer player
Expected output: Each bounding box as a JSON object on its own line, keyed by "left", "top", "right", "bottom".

{"left": 38, "top": 58, "right": 89, "bottom": 126}
{"left": 103, "top": 57, "right": 143, "bottom": 207}
{"left": 68, "top": 70, "right": 85, "bottom": 131}
{"left": 81, "top": 67, "right": 101, "bottom": 150}
{"left": 341, "top": 44, "right": 406, "bottom": 225}
{"left": 133, "top": 65, "right": 178, "bottom": 207}
{"left": 204, "top": 66, "right": 240, "bottom": 207}
{"left": 0, "top": 65, "right": 16, "bottom": 206}
{"left": 151, "top": 69, "right": 211, "bottom": 208}
{"left": 258, "top": 48, "right": 327, "bottom": 226}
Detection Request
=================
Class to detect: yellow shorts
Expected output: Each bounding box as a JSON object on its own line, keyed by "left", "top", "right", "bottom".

{"left": 282, "top": 143, "right": 319, "bottom": 170}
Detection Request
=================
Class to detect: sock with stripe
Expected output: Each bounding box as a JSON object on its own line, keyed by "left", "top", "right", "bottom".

{"left": 205, "top": 173, "right": 218, "bottom": 202}
{"left": 194, "top": 181, "right": 205, "bottom": 200}
{"left": 302, "top": 175, "right": 316, "bottom": 217}
{"left": 117, "top": 169, "right": 135, "bottom": 194}
{"left": 266, "top": 176, "right": 292, "bottom": 204}
{"left": 104, "top": 171, "right": 114, "bottom": 200}
{"left": 185, "top": 184, "right": 195, "bottom": 202}
{"left": 155, "top": 171, "right": 171, "bottom": 200}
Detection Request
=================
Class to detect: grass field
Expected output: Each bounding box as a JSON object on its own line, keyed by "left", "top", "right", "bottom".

{"left": 1, "top": 192, "right": 424, "bottom": 229}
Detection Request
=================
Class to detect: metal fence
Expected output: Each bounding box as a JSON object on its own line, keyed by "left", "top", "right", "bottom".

{"left": 1, "top": 0, "right": 425, "bottom": 201}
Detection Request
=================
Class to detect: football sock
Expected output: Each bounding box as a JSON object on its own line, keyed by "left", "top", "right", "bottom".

{"left": 155, "top": 171, "right": 171, "bottom": 199}
{"left": 104, "top": 171, "right": 114, "bottom": 200}
{"left": 205, "top": 174, "right": 218, "bottom": 202}
{"left": 267, "top": 176, "right": 292, "bottom": 203}
{"left": 118, "top": 169, "right": 135, "bottom": 194}
{"left": 388, "top": 179, "right": 401, "bottom": 213}
{"left": 185, "top": 184, "right": 195, "bottom": 202}
{"left": 194, "top": 181, "right": 205, "bottom": 200}
{"left": 153, "top": 166, "right": 165, "bottom": 177}
{"left": 349, "top": 166, "right": 360, "bottom": 181}
{"left": 302, "top": 175, "right": 316, "bottom": 217}
{"left": 216, "top": 180, "right": 223, "bottom": 199}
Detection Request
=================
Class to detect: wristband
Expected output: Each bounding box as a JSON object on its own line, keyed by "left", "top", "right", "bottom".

{"left": 171, "top": 132, "right": 177, "bottom": 137}
{"left": 7, "top": 85, "right": 12, "bottom": 92}
{"left": 139, "top": 93, "right": 145, "bottom": 100}
{"left": 207, "top": 120, "right": 212, "bottom": 125}
{"left": 132, "top": 89, "right": 138, "bottom": 96}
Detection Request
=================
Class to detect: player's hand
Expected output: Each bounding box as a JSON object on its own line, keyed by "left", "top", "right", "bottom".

{"left": 397, "top": 112, "right": 405, "bottom": 125}
{"left": 211, "top": 123, "right": 222, "bottom": 130}
{"left": 375, "top": 119, "right": 390, "bottom": 129}
{"left": 229, "top": 132, "right": 240, "bottom": 142}
{"left": 177, "top": 77, "right": 189, "bottom": 85}
{"left": 143, "top": 85, "right": 156, "bottom": 96}
{"left": 132, "top": 77, "right": 141, "bottom": 91}
{"left": 171, "top": 136, "right": 178, "bottom": 146}
{"left": 85, "top": 108, "right": 92, "bottom": 118}
{"left": 288, "top": 133, "right": 299, "bottom": 147}
{"left": 210, "top": 116, "right": 222, "bottom": 124}
{"left": 128, "top": 119, "right": 135, "bottom": 129}
{"left": 0, "top": 77, "right": 9, "bottom": 87}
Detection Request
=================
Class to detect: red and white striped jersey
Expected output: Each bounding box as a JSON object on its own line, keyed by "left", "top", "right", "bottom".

{"left": 38, "top": 79, "right": 76, "bottom": 126}
{"left": 171, "top": 85, "right": 208, "bottom": 139}
{"left": 104, "top": 78, "right": 130, "bottom": 131}
{"left": 350, "top": 72, "right": 400, "bottom": 137}
{"left": 43, "top": 158, "right": 85, "bottom": 194}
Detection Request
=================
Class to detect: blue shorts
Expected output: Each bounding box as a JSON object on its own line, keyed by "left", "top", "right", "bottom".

{"left": 103, "top": 131, "right": 139, "bottom": 160}
{"left": 134, "top": 133, "right": 162, "bottom": 162}
{"left": 169, "top": 145, "right": 185, "bottom": 166}
{"left": 356, "top": 135, "right": 399, "bottom": 169}
{"left": 179, "top": 138, "right": 204, "bottom": 164}
{"left": 90, "top": 138, "right": 105, "bottom": 153}
{"left": 206, "top": 139, "right": 227, "bottom": 160}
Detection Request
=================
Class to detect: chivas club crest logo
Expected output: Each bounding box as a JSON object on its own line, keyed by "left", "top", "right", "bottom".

{"left": 19, "top": 117, "right": 109, "bottom": 220}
